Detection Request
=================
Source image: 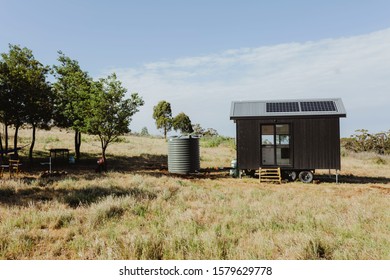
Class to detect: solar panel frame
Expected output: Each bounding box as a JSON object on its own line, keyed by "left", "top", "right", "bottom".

{"left": 266, "top": 102, "right": 300, "bottom": 113}
{"left": 300, "top": 101, "right": 337, "bottom": 112}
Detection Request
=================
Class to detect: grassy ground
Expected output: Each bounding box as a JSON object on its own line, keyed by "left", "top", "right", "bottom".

{"left": 0, "top": 128, "right": 389, "bottom": 259}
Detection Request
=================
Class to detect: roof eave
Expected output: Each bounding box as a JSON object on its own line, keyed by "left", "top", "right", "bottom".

{"left": 230, "top": 113, "right": 346, "bottom": 120}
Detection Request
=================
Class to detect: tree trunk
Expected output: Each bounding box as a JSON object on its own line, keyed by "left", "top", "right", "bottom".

{"left": 4, "top": 124, "right": 8, "bottom": 153}
{"left": 98, "top": 135, "right": 108, "bottom": 172}
{"left": 29, "top": 124, "right": 36, "bottom": 163}
{"left": 14, "top": 125, "right": 19, "bottom": 156}
{"left": 0, "top": 132, "right": 3, "bottom": 162}
{"left": 0, "top": 132, "right": 3, "bottom": 154}
{"left": 75, "top": 130, "right": 81, "bottom": 162}
{"left": 164, "top": 126, "right": 167, "bottom": 140}
{"left": 102, "top": 145, "right": 107, "bottom": 171}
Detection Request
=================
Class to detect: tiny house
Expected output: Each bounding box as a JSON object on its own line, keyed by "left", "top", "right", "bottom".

{"left": 230, "top": 98, "right": 346, "bottom": 182}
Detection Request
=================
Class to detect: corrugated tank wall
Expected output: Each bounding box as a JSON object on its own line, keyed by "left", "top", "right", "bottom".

{"left": 168, "top": 136, "right": 200, "bottom": 174}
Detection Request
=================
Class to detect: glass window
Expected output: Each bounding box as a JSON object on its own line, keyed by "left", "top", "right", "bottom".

{"left": 261, "top": 124, "right": 291, "bottom": 166}
{"left": 276, "top": 124, "right": 289, "bottom": 134}
{"left": 276, "top": 135, "right": 290, "bottom": 145}
{"left": 262, "top": 147, "right": 275, "bottom": 165}
{"left": 261, "top": 125, "right": 274, "bottom": 145}
{"left": 262, "top": 125, "right": 274, "bottom": 135}
{"left": 262, "top": 135, "right": 274, "bottom": 145}
{"left": 276, "top": 124, "right": 290, "bottom": 165}
{"left": 276, "top": 147, "right": 290, "bottom": 165}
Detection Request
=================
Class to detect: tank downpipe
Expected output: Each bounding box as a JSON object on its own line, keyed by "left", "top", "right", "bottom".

{"left": 229, "top": 159, "right": 239, "bottom": 178}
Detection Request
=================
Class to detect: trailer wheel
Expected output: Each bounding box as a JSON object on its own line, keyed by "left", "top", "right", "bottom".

{"left": 284, "top": 171, "right": 297, "bottom": 181}
{"left": 299, "top": 171, "right": 314, "bottom": 183}
{"left": 244, "top": 169, "right": 256, "bottom": 177}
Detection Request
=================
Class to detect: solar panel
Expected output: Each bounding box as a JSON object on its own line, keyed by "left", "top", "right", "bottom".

{"left": 266, "top": 102, "right": 300, "bottom": 112}
{"left": 300, "top": 101, "right": 336, "bottom": 112}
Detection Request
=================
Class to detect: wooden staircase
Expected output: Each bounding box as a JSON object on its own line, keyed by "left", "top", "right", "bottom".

{"left": 259, "top": 167, "right": 282, "bottom": 184}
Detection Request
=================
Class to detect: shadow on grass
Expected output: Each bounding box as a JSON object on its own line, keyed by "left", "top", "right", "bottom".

{"left": 22, "top": 152, "right": 231, "bottom": 181}
{"left": 62, "top": 186, "right": 157, "bottom": 208}
{"left": 107, "top": 153, "right": 168, "bottom": 172}
{"left": 15, "top": 152, "right": 229, "bottom": 180}
{"left": 15, "top": 153, "right": 168, "bottom": 174}
{"left": 134, "top": 169, "right": 230, "bottom": 181}
{"left": 0, "top": 185, "right": 157, "bottom": 208}
{"left": 315, "top": 174, "right": 390, "bottom": 184}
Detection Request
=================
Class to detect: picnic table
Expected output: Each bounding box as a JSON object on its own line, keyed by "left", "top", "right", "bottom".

{"left": 49, "top": 148, "right": 70, "bottom": 160}
{"left": 0, "top": 158, "right": 22, "bottom": 178}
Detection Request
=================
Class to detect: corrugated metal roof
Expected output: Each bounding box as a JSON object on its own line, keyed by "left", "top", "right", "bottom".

{"left": 230, "top": 98, "right": 346, "bottom": 119}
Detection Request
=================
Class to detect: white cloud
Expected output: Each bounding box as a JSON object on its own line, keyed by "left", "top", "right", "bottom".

{"left": 106, "top": 28, "right": 390, "bottom": 137}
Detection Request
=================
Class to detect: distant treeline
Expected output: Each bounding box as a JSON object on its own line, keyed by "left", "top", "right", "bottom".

{"left": 342, "top": 129, "right": 390, "bottom": 155}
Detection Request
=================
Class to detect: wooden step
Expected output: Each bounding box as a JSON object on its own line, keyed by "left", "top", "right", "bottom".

{"left": 259, "top": 167, "right": 282, "bottom": 184}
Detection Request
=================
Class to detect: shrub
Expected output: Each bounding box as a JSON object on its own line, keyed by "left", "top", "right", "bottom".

{"left": 140, "top": 127, "right": 149, "bottom": 137}
{"left": 200, "top": 136, "right": 235, "bottom": 148}
{"left": 342, "top": 129, "right": 390, "bottom": 155}
{"left": 373, "top": 156, "right": 387, "bottom": 165}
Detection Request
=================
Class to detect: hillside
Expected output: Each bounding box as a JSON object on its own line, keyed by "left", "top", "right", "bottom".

{"left": 0, "top": 128, "right": 389, "bottom": 259}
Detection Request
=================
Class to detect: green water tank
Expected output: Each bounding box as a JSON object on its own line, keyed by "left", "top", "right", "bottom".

{"left": 168, "top": 136, "right": 200, "bottom": 174}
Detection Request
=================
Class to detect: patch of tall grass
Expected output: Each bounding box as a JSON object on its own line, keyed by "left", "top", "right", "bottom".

{"left": 200, "top": 136, "right": 235, "bottom": 149}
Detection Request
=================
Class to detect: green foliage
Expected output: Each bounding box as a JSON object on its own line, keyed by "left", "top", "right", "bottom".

{"left": 0, "top": 44, "right": 53, "bottom": 159}
{"left": 140, "top": 127, "right": 149, "bottom": 137}
{"left": 0, "top": 44, "right": 32, "bottom": 128}
{"left": 192, "top": 123, "right": 203, "bottom": 135}
{"left": 342, "top": 129, "right": 390, "bottom": 155}
{"left": 1, "top": 45, "right": 144, "bottom": 164}
{"left": 192, "top": 123, "right": 218, "bottom": 137}
{"left": 85, "top": 73, "right": 144, "bottom": 163}
{"left": 152, "top": 100, "right": 195, "bottom": 138}
{"left": 52, "top": 51, "right": 94, "bottom": 160}
{"left": 200, "top": 136, "right": 235, "bottom": 148}
{"left": 112, "top": 136, "right": 128, "bottom": 143}
{"left": 152, "top": 100, "right": 172, "bottom": 139}
{"left": 172, "top": 112, "right": 193, "bottom": 134}
{"left": 0, "top": 44, "right": 52, "bottom": 123}
{"left": 52, "top": 51, "right": 92, "bottom": 131}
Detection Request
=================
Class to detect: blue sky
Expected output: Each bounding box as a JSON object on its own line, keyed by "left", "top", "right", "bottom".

{"left": 1, "top": 0, "right": 390, "bottom": 137}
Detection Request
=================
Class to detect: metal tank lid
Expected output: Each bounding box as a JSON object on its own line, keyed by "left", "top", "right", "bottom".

{"left": 168, "top": 135, "right": 200, "bottom": 140}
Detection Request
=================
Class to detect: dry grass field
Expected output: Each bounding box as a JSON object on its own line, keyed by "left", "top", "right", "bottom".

{"left": 0, "top": 128, "right": 389, "bottom": 260}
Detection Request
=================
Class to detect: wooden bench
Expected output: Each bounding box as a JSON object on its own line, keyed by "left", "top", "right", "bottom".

{"left": 9, "top": 159, "right": 21, "bottom": 177}
{"left": 259, "top": 167, "right": 282, "bottom": 184}
{"left": 0, "top": 162, "right": 9, "bottom": 178}
{"left": 0, "top": 159, "right": 21, "bottom": 178}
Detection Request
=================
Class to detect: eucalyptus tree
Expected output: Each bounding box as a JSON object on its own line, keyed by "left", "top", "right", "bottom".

{"left": 0, "top": 44, "right": 52, "bottom": 158}
{"left": 52, "top": 52, "right": 92, "bottom": 161}
{"left": 152, "top": 100, "right": 172, "bottom": 139}
{"left": 172, "top": 112, "right": 194, "bottom": 135}
{"left": 85, "top": 73, "right": 144, "bottom": 169}
{"left": 0, "top": 44, "right": 29, "bottom": 153}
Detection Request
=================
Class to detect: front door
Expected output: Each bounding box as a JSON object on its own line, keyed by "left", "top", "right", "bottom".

{"left": 261, "top": 124, "right": 292, "bottom": 166}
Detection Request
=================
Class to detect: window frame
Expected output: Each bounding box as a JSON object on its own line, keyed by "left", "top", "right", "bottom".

{"left": 260, "top": 123, "right": 293, "bottom": 167}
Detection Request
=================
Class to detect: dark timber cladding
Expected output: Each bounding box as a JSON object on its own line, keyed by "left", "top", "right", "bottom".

{"left": 230, "top": 98, "right": 346, "bottom": 171}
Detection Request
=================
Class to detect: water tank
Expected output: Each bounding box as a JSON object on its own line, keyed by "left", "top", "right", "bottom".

{"left": 168, "top": 136, "right": 200, "bottom": 174}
